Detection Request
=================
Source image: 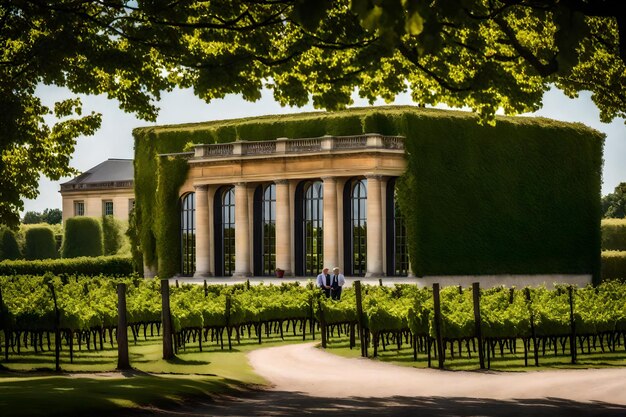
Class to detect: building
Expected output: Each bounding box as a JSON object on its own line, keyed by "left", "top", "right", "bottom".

{"left": 134, "top": 107, "right": 603, "bottom": 282}
{"left": 60, "top": 159, "right": 135, "bottom": 223}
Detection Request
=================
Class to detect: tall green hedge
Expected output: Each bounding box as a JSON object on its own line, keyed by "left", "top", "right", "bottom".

{"left": 62, "top": 217, "right": 104, "bottom": 258}
{"left": 134, "top": 106, "right": 603, "bottom": 280}
{"left": 601, "top": 251, "right": 626, "bottom": 281}
{"left": 0, "top": 228, "right": 21, "bottom": 260}
{"left": 102, "top": 215, "right": 122, "bottom": 256}
{"left": 24, "top": 226, "right": 57, "bottom": 260}
{"left": 601, "top": 219, "right": 626, "bottom": 251}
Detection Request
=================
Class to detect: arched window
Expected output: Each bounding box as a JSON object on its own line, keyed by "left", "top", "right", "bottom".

{"left": 214, "top": 186, "right": 235, "bottom": 276}
{"left": 344, "top": 178, "right": 367, "bottom": 276}
{"left": 180, "top": 192, "right": 195, "bottom": 276}
{"left": 295, "top": 180, "right": 324, "bottom": 276}
{"left": 254, "top": 184, "right": 276, "bottom": 276}
{"left": 386, "top": 178, "right": 409, "bottom": 276}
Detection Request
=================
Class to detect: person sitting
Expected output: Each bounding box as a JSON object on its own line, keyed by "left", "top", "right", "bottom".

{"left": 330, "top": 267, "right": 346, "bottom": 300}
{"left": 316, "top": 267, "right": 331, "bottom": 298}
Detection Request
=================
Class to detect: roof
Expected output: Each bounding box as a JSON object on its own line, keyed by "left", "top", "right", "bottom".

{"left": 61, "top": 159, "right": 134, "bottom": 186}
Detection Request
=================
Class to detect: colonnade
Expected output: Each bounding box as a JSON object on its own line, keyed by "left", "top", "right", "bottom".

{"left": 192, "top": 175, "right": 388, "bottom": 278}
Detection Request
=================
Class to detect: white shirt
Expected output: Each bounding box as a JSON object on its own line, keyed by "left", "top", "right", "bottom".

{"left": 330, "top": 273, "right": 345, "bottom": 287}
{"left": 316, "top": 272, "right": 330, "bottom": 288}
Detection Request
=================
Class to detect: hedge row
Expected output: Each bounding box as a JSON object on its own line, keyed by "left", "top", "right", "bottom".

{"left": 601, "top": 219, "right": 626, "bottom": 251}
{"left": 61, "top": 217, "right": 103, "bottom": 258}
{"left": 134, "top": 106, "right": 603, "bottom": 280}
{"left": 0, "top": 256, "right": 133, "bottom": 276}
{"left": 24, "top": 227, "right": 57, "bottom": 260}
{"left": 602, "top": 251, "right": 626, "bottom": 281}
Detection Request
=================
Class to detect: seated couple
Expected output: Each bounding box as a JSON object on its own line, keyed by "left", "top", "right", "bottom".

{"left": 316, "top": 267, "right": 346, "bottom": 300}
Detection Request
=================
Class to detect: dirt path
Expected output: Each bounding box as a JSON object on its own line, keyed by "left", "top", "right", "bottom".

{"left": 132, "top": 342, "right": 626, "bottom": 416}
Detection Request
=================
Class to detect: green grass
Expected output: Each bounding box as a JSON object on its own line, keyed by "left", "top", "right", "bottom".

{"left": 0, "top": 328, "right": 309, "bottom": 416}
{"left": 324, "top": 335, "right": 626, "bottom": 372}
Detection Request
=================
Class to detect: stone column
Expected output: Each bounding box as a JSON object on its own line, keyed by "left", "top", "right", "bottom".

{"left": 234, "top": 182, "right": 252, "bottom": 277}
{"left": 194, "top": 185, "right": 211, "bottom": 277}
{"left": 365, "top": 175, "right": 384, "bottom": 277}
{"left": 322, "top": 177, "right": 338, "bottom": 269}
{"left": 275, "top": 180, "right": 293, "bottom": 276}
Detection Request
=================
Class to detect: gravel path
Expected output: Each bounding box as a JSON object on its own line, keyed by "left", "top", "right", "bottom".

{"left": 131, "top": 342, "right": 626, "bottom": 416}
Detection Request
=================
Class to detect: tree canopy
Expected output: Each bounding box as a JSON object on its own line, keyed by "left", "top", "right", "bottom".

{"left": 1, "top": 0, "right": 624, "bottom": 226}
{"left": 602, "top": 183, "right": 626, "bottom": 218}
{"left": 22, "top": 208, "right": 62, "bottom": 225}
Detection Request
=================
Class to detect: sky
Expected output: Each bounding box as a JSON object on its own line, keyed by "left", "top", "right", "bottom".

{"left": 23, "top": 85, "right": 626, "bottom": 214}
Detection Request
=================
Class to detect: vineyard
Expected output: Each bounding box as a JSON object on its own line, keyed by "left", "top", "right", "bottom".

{"left": 1, "top": 275, "right": 626, "bottom": 370}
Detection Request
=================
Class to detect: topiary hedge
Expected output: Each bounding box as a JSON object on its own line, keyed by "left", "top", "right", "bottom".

{"left": 24, "top": 226, "right": 57, "bottom": 260}
{"left": 134, "top": 106, "right": 603, "bottom": 281}
{"left": 601, "top": 219, "right": 626, "bottom": 251}
{"left": 0, "top": 228, "right": 21, "bottom": 260}
{"left": 102, "top": 215, "right": 122, "bottom": 256}
{"left": 0, "top": 256, "right": 133, "bottom": 276}
{"left": 61, "top": 217, "right": 103, "bottom": 258}
{"left": 601, "top": 251, "right": 626, "bottom": 281}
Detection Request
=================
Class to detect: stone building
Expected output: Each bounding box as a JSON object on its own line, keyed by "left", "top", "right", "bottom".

{"left": 60, "top": 159, "right": 135, "bottom": 223}
{"left": 176, "top": 134, "right": 408, "bottom": 278}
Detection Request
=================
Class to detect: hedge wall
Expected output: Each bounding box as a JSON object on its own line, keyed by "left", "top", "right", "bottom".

{"left": 134, "top": 106, "right": 603, "bottom": 280}
{"left": 601, "top": 219, "right": 626, "bottom": 251}
{"left": 601, "top": 251, "right": 626, "bottom": 281}
{"left": 62, "top": 217, "right": 104, "bottom": 258}
{"left": 24, "top": 227, "right": 57, "bottom": 260}
{"left": 102, "top": 215, "right": 123, "bottom": 256}
{"left": 0, "top": 256, "right": 133, "bottom": 276}
{"left": 0, "top": 228, "right": 21, "bottom": 260}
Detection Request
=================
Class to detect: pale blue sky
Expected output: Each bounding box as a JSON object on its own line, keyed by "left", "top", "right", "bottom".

{"left": 24, "top": 86, "right": 625, "bottom": 214}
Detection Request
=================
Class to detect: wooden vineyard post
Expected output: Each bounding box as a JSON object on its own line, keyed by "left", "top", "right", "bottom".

{"left": 379, "top": 278, "right": 383, "bottom": 287}
{"left": 47, "top": 283, "right": 61, "bottom": 372}
{"left": 117, "top": 283, "right": 131, "bottom": 370}
{"left": 568, "top": 286, "right": 577, "bottom": 364}
{"left": 472, "top": 282, "right": 485, "bottom": 369}
{"left": 355, "top": 280, "right": 367, "bottom": 357}
{"left": 0, "top": 287, "right": 7, "bottom": 362}
{"left": 226, "top": 294, "right": 232, "bottom": 351}
{"left": 204, "top": 280, "right": 208, "bottom": 297}
{"left": 525, "top": 288, "right": 539, "bottom": 366}
{"left": 317, "top": 299, "right": 327, "bottom": 348}
{"left": 161, "top": 279, "right": 175, "bottom": 360}
{"left": 432, "top": 283, "right": 444, "bottom": 369}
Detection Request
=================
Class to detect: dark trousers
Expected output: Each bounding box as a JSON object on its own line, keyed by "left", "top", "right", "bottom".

{"left": 321, "top": 287, "right": 331, "bottom": 298}
{"left": 331, "top": 286, "right": 342, "bottom": 300}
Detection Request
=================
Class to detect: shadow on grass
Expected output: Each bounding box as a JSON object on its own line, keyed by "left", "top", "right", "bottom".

{"left": 121, "top": 390, "right": 626, "bottom": 417}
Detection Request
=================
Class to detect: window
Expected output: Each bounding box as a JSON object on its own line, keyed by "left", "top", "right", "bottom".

{"left": 303, "top": 181, "right": 323, "bottom": 275}
{"left": 344, "top": 178, "right": 367, "bottom": 276}
{"left": 180, "top": 193, "right": 196, "bottom": 276}
{"left": 261, "top": 184, "right": 276, "bottom": 275}
{"left": 214, "top": 187, "right": 235, "bottom": 277}
{"left": 74, "top": 201, "right": 85, "bottom": 216}
{"left": 386, "top": 178, "right": 408, "bottom": 276}
{"left": 103, "top": 200, "right": 114, "bottom": 216}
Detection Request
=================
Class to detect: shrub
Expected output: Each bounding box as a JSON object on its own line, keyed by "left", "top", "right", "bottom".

{"left": 601, "top": 251, "right": 626, "bottom": 281}
{"left": 0, "top": 256, "right": 133, "bottom": 276}
{"left": 601, "top": 219, "right": 626, "bottom": 251}
{"left": 62, "top": 217, "right": 103, "bottom": 258}
{"left": 0, "top": 228, "right": 21, "bottom": 260}
{"left": 102, "top": 215, "right": 123, "bottom": 255}
{"left": 24, "top": 227, "right": 57, "bottom": 260}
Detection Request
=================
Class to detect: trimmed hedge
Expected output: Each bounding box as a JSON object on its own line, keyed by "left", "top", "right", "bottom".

{"left": 601, "top": 251, "right": 626, "bottom": 281}
{"left": 134, "top": 106, "right": 603, "bottom": 280}
{"left": 0, "top": 228, "right": 21, "bottom": 260}
{"left": 102, "top": 215, "right": 122, "bottom": 256}
{"left": 0, "top": 256, "right": 133, "bottom": 276}
{"left": 24, "top": 226, "right": 57, "bottom": 260}
{"left": 62, "top": 217, "right": 104, "bottom": 258}
{"left": 601, "top": 219, "right": 626, "bottom": 251}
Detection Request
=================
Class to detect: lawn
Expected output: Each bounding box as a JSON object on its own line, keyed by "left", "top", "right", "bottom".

{"left": 0, "top": 330, "right": 307, "bottom": 417}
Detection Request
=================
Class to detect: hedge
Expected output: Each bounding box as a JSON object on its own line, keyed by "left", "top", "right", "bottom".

{"left": 0, "top": 256, "right": 133, "bottom": 276}
{"left": 0, "top": 228, "right": 21, "bottom": 260}
{"left": 24, "top": 227, "right": 57, "bottom": 260}
{"left": 102, "top": 215, "right": 123, "bottom": 256}
{"left": 134, "top": 106, "right": 603, "bottom": 280}
{"left": 601, "top": 251, "right": 626, "bottom": 281}
{"left": 62, "top": 217, "right": 103, "bottom": 258}
{"left": 601, "top": 219, "right": 626, "bottom": 251}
